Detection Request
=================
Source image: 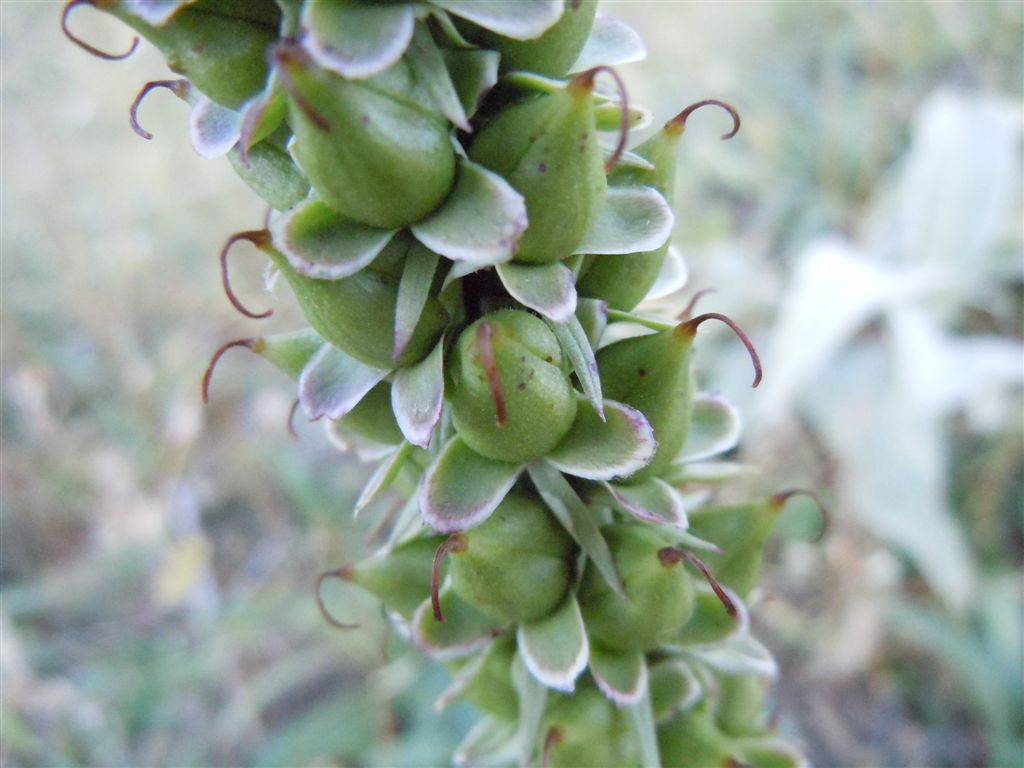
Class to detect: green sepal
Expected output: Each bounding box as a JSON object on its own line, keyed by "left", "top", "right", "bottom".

{"left": 569, "top": 12, "right": 646, "bottom": 73}
{"left": 451, "top": 635, "right": 519, "bottom": 721}
{"left": 714, "top": 672, "right": 768, "bottom": 739}
{"left": 410, "top": 584, "right": 500, "bottom": 660}
{"left": 301, "top": 0, "right": 415, "bottom": 80}
{"left": 540, "top": 683, "right": 640, "bottom": 768}
{"left": 227, "top": 141, "right": 309, "bottom": 211}
{"left": 589, "top": 642, "right": 647, "bottom": 706}
{"left": 478, "top": 0, "right": 596, "bottom": 78}
{"left": 657, "top": 701, "right": 737, "bottom": 768}
{"left": 673, "top": 584, "right": 747, "bottom": 647}
{"left": 734, "top": 737, "right": 809, "bottom": 768}
{"left": 649, "top": 659, "right": 702, "bottom": 724}
{"left": 546, "top": 399, "right": 656, "bottom": 482}
{"left": 517, "top": 594, "right": 588, "bottom": 692}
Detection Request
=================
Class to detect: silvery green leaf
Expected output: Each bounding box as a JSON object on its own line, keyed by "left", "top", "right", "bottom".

{"left": 575, "top": 297, "right": 608, "bottom": 348}
{"left": 302, "top": 0, "right": 415, "bottom": 80}
{"left": 406, "top": 23, "right": 470, "bottom": 130}
{"left": 496, "top": 261, "right": 577, "bottom": 323}
{"left": 546, "top": 315, "right": 603, "bottom": 418}
{"left": 420, "top": 437, "right": 523, "bottom": 533}
{"left": 443, "top": 49, "right": 500, "bottom": 120}
{"left": 434, "top": 642, "right": 492, "bottom": 713}
{"left": 649, "top": 659, "right": 703, "bottom": 724}
{"left": 354, "top": 442, "right": 412, "bottom": 518}
{"left": 412, "top": 159, "right": 527, "bottom": 265}
{"left": 298, "top": 344, "right": 389, "bottom": 420}
{"left": 676, "top": 393, "right": 743, "bottom": 463}
{"left": 453, "top": 715, "right": 518, "bottom": 768}
{"left": 590, "top": 643, "right": 648, "bottom": 706}
{"left": 671, "top": 584, "right": 747, "bottom": 647}
{"left": 575, "top": 186, "right": 674, "bottom": 255}
{"left": 547, "top": 400, "right": 656, "bottom": 481}
{"left": 511, "top": 651, "right": 548, "bottom": 767}
{"left": 392, "top": 339, "right": 445, "bottom": 448}
{"left": 517, "top": 595, "right": 588, "bottom": 692}
{"left": 645, "top": 245, "right": 689, "bottom": 302}
{"left": 394, "top": 243, "right": 441, "bottom": 362}
{"left": 432, "top": 0, "right": 562, "bottom": 41}
{"left": 410, "top": 585, "right": 499, "bottom": 660}
{"left": 270, "top": 198, "right": 397, "bottom": 280}
{"left": 188, "top": 94, "right": 241, "bottom": 159}
{"left": 526, "top": 461, "right": 625, "bottom": 599}
{"left": 684, "top": 633, "right": 778, "bottom": 678}
{"left": 664, "top": 460, "right": 749, "bottom": 485}
{"left": 628, "top": 683, "right": 661, "bottom": 768}
{"left": 569, "top": 12, "right": 646, "bottom": 73}
{"left": 603, "top": 477, "right": 687, "bottom": 528}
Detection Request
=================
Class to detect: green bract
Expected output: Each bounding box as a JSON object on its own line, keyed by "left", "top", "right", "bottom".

{"left": 70, "top": 1, "right": 811, "bottom": 764}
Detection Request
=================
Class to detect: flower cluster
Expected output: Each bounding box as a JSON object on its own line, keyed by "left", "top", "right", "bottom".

{"left": 65, "top": 1, "right": 822, "bottom": 765}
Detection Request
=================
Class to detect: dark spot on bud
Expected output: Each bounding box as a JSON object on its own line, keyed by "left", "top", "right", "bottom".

{"left": 517, "top": 382, "right": 526, "bottom": 391}
{"left": 538, "top": 163, "right": 547, "bottom": 173}
{"left": 638, "top": 368, "right": 648, "bottom": 377}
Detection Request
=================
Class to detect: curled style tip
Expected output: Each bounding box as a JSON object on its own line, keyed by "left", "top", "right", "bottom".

{"left": 201, "top": 338, "right": 258, "bottom": 404}
{"left": 286, "top": 398, "right": 301, "bottom": 440}
{"left": 771, "top": 489, "right": 831, "bottom": 541}
{"left": 273, "top": 43, "right": 332, "bottom": 133}
{"left": 431, "top": 534, "right": 467, "bottom": 623}
{"left": 575, "top": 66, "right": 630, "bottom": 172}
{"left": 679, "top": 288, "right": 717, "bottom": 321}
{"left": 684, "top": 312, "right": 763, "bottom": 388}
{"left": 669, "top": 99, "right": 741, "bottom": 140}
{"left": 476, "top": 323, "right": 507, "bottom": 427}
{"left": 659, "top": 547, "right": 737, "bottom": 616}
{"left": 315, "top": 568, "right": 359, "bottom": 630}
{"left": 130, "top": 79, "right": 189, "bottom": 140}
{"left": 541, "top": 727, "right": 564, "bottom": 768}
{"left": 63, "top": 0, "right": 140, "bottom": 61}
{"left": 220, "top": 230, "right": 274, "bottom": 319}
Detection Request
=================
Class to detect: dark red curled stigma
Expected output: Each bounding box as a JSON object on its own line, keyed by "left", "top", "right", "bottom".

{"left": 571, "top": 65, "right": 630, "bottom": 172}
{"left": 201, "top": 337, "right": 259, "bottom": 404}
{"left": 683, "top": 312, "right": 763, "bottom": 388}
{"left": 668, "top": 99, "right": 741, "bottom": 140}
{"left": 129, "top": 79, "right": 190, "bottom": 140}
{"left": 541, "top": 726, "right": 565, "bottom": 768}
{"left": 272, "top": 43, "right": 332, "bottom": 133}
{"left": 315, "top": 567, "right": 359, "bottom": 630}
{"left": 771, "top": 489, "right": 831, "bottom": 541}
{"left": 431, "top": 534, "right": 467, "bottom": 623}
{"left": 62, "top": 0, "right": 140, "bottom": 61}
{"left": 658, "top": 547, "right": 737, "bottom": 616}
{"left": 220, "top": 230, "right": 274, "bottom": 319}
{"left": 679, "top": 288, "right": 717, "bottom": 321}
{"left": 476, "top": 322, "right": 507, "bottom": 427}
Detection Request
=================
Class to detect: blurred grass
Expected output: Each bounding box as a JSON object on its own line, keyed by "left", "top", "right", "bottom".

{"left": 2, "top": 2, "right": 1022, "bottom": 767}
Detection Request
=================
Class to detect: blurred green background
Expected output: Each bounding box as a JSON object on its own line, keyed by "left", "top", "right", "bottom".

{"left": 2, "top": 2, "right": 1021, "bottom": 766}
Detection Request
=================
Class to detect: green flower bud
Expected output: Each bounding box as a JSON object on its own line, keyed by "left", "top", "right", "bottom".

{"left": 336, "top": 381, "right": 403, "bottom": 446}
{"left": 275, "top": 45, "right": 456, "bottom": 229}
{"left": 260, "top": 231, "right": 448, "bottom": 369}
{"left": 715, "top": 672, "right": 768, "bottom": 738}
{"left": 477, "top": 0, "right": 597, "bottom": 78}
{"left": 540, "top": 683, "right": 639, "bottom": 768}
{"left": 578, "top": 524, "right": 695, "bottom": 652}
{"left": 468, "top": 69, "right": 607, "bottom": 264}
{"left": 102, "top": 1, "right": 276, "bottom": 109}
{"left": 598, "top": 314, "right": 761, "bottom": 482}
{"left": 443, "top": 494, "right": 574, "bottom": 624}
{"left": 448, "top": 310, "right": 577, "bottom": 463}
{"left": 658, "top": 702, "right": 737, "bottom": 768}
{"left": 325, "top": 535, "right": 445, "bottom": 621}
{"left": 454, "top": 634, "right": 518, "bottom": 721}
{"left": 578, "top": 101, "right": 740, "bottom": 310}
